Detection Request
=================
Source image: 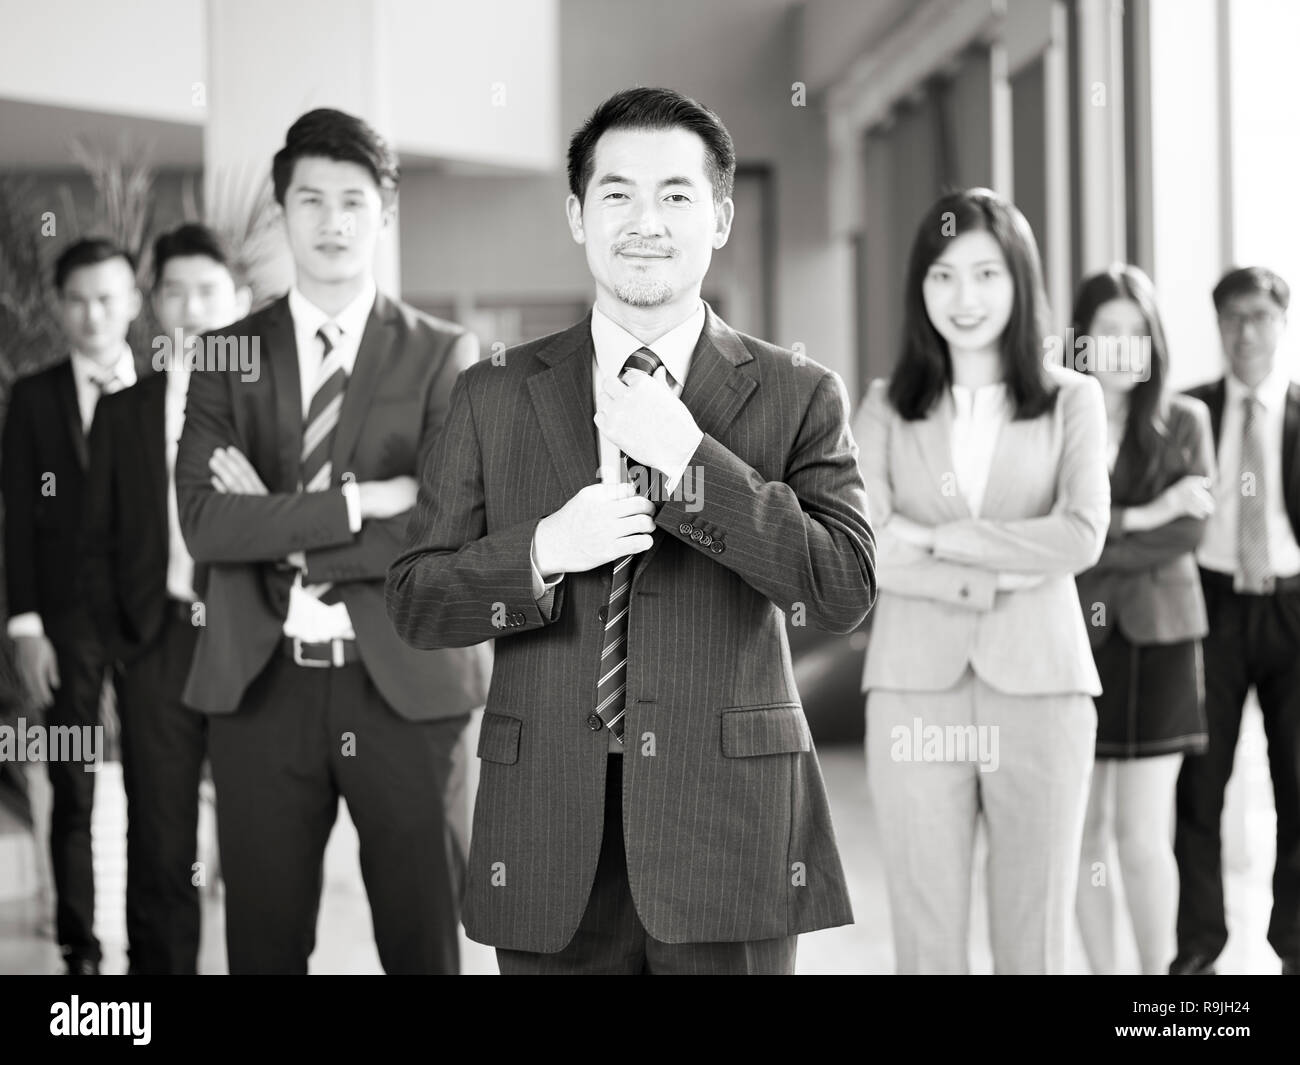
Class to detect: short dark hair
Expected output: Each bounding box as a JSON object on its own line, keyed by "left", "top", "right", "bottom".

{"left": 889, "top": 187, "right": 1057, "bottom": 422}
{"left": 567, "top": 87, "right": 736, "bottom": 206}
{"left": 152, "top": 223, "right": 235, "bottom": 289}
{"left": 54, "top": 238, "right": 136, "bottom": 292}
{"left": 271, "top": 108, "right": 399, "bottom": 206}
{"left": 1212, "top": 266, "right": 1290, "bottom": 314}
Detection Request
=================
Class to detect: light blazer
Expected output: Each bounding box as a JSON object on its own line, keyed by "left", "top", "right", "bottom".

{"left": 857, "top": 366, "right": 1109, "bottom": 695}
{"left": 1076, "top": 394, "right": 1213, "bottom": 648}
{"left": 175, "top": 292, "right": 489, "bottom": 721}
{"left": 386, "top": 306, "right": 876, "bottom": 952}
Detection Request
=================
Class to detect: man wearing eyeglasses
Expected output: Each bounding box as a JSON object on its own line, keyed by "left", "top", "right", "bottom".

{"left": 1175, "top": 266, "right": 1298, "bottom": 976}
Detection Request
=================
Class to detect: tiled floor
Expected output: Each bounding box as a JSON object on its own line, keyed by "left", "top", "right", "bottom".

{"left": 0, "top": 701, "right": 1284, "bottom": 975}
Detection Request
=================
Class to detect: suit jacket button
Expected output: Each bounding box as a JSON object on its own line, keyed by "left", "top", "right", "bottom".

{"left": 679, "top": 522, "right": 693, "bottom": 536}
{"left": 587, "top": 713, "right": 603, "bottom": 731}
{"left": 598, "top": 606, "right": 607, "bottom": 622}
{"left": 959, "top": 586, "right": 970, "bottom": 599}
{"left": 710, "top": 541, "right": 725, "bottom": 554}
{"left": 690, "top": 528, "right": 704, "bottom": 542}
{"left": 700, "top": 533, "right": 713, "bottom": 547}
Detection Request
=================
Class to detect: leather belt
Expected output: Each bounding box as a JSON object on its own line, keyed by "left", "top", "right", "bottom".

{"left": 1199, "top": 567, "right": 1300, "bottom": 597}
{"left": 281, "top": 636, "right": 361, "bottom": 668}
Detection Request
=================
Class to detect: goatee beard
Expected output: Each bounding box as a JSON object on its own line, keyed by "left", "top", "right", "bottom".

{"left": 613, "top": 279, "right": 674, "bottom": 307}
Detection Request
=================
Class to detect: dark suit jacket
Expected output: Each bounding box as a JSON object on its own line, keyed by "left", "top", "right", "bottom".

{"left": 1186, "top": 376, "right": 1300, "bottom": 541}
{"left": 175, "top": 292, "right": 489, "bottom": 721}
{"left": 1077, "top": 393, "right": 1214, "bottom": 648}
{"left": 386, "top": 306, "right": 876, "bottom": 951}
{"left": 2, "top": 360, "right": 95, "bottom": 641}
{"left": 81, "top": 372, "right": 207, "bottom": 665}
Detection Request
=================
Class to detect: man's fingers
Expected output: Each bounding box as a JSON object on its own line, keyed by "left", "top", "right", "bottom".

{"left": 211, "top": 475, "right": 228, "bottom": 493}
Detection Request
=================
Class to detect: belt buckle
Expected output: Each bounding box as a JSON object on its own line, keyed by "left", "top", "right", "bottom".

{"left": 292, "top": 637, "right": 331, "bottom": 668}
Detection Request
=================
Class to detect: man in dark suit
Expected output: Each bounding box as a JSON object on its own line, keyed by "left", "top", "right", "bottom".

{"left": 1176, "top": 266, "right": 1300, "bottom": 975}
{"left": 2, "top": 238, "right": 141, "bottom": 974}
{"left": 82, "top": 224, "right": 250, "bottom": 973}
{"left": 175, "top": 109, "right": 487, "bottom": 974}
{"left": 387, "top": 87, "right": 875, "bottom": 974}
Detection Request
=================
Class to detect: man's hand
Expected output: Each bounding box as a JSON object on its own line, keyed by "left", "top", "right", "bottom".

{"left": 358, "top": 476, "right": 418, "bottom": 520}
{"left": 594, "top": 369, "right": 702, "bottom": 473}
{"left": 209, "top": 446, "right": 268, "bottom": 495}
{"left": 533, "top": 482, "right": 656, "bottom": 577}
{"left": 14, "top": 634, "right": 59, "bottom": 709}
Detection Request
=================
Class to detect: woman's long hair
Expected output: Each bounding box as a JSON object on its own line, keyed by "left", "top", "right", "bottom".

{"left": 889, "top": 187, "right": 1057, "bottom": 421}
{"left": 1071, "top": 264, "right": 1171, "bottom": 497}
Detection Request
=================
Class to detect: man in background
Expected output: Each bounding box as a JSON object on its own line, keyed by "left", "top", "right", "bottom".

{"left": 2, "top": 238, "right": 140, "bottom": 974}
{"left": 1177, "top": 266, "right": 1300, "bottom": 976}
{"left": 83, "top": 223, "right": 250, "bottom": 973}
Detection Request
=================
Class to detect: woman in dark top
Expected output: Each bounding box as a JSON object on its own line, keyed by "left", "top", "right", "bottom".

{"left": 1072, "top": 264, "right": 1214, "bottom": 974}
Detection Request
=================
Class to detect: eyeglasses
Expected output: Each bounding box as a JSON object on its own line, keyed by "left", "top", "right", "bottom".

{"left": 1219, "top": 309, "right": 1282, "bottom": 332}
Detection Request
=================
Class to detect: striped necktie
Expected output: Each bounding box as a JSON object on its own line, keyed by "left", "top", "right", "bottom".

{"left": 593, "top": 346, "right": 663, "bottom": 744}
{"left": 1238, "top": 393, "right": 1272, "bottom": 592}
{"left": 301, "top": 322, "right": 347, "bottom": 602}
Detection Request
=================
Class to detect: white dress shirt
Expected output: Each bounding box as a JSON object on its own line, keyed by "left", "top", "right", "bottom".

{"left": 1198, "top": 367, "right": 1300, "bottom": 579}
{"left": 950, "top": 382, "right": 1009, "bottom": 518}
{"left": 7, "top": 346, "right": 137, "bottom": 640}
{"left": 281, "top": 282, "right": 375, "bottom": 642}
{"left": 164, "top": 366, "right": 197, "bottom": 601}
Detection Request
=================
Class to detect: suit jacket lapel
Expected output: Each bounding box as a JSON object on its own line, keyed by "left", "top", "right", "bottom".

{"left": 1283, "top": 383, "right": 1300, "bottom": 494}
{"left": 1205, "top": 378, "right": 1226, "bottom": 450}
{"left": 135, "top": 373, "right": 168, "bottom": 531}
{"left": 331, "top": 292, "right": 399, "bottom": 478}
{"left": 55, "top": 360, "right": 88, "bottom": 470}
{"left": 633, "top": 307, "right": 758, "bottom": 578}
{"left": 527, "top": 318, "right": 600, "bottom": 503}
{"left": 263, "top": 297, "right": 303, "bottom": 490}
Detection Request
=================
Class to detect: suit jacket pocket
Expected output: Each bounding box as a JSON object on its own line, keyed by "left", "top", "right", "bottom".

{"left": 477, "top": 712, "right": 521, "bottom": 765}
{"left": 721, "top": 703, "right": 811, "bottom": 757}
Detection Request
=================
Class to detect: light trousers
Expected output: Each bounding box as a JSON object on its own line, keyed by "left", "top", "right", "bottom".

{"left": 866, "top": 668, "right": 1096, "bottom": 974}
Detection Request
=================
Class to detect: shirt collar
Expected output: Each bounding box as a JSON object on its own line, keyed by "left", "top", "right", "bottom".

{"left": 590, "top": 302, "right": 705, "bottom": 389}
{"left": 1226, "top": 364, "right": 1291, "bottom": 411}
{"left": 288, "top": 280, "right": 377, "bottom": 345}
{"left": 71, "top": 343, "right": 136, "bottom": 387}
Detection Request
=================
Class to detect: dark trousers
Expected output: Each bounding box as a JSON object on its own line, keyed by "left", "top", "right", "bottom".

{"left": 116, "top": 609, "right": 205, "bottom": 974}
{"left": 496, "top": 755, "right": 798, "bottom": 975}
{"left": 46, "top": 625, "right": 109, "bottom": 965}
{"left": 1175, "top": 573, "right": 1300, "bottom": 963}
{"left": 207, "top": 651, "right": 469, "bottom": 974}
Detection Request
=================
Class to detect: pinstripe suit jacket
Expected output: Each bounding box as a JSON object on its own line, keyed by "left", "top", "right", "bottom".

{"left": 387, "top": 306, "right": 876, "bottom": 951}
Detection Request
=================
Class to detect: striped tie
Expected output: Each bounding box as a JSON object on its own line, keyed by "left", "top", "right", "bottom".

{"left": 1238, "top": 393, "right": 1272, "bottom": 593}
{"left": 302, "top": 322, "right": 347, "bottom": 602}
{"left": 593, "top": 346, "right": 663, "bottom": 744}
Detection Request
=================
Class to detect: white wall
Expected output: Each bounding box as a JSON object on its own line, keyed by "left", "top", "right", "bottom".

{"left": 0, "top": 0, "right": 205, "bottom": 123}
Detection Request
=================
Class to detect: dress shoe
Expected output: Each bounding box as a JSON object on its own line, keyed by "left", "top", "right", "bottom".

{"left": 1169, "top": 953, "right": 1217, "bottom": 975}
{"left": 64, "top": 955, "right": 100, "bottom": 975}
{"left": 1282, "top": 958, "right": 1299, "bottom": 975}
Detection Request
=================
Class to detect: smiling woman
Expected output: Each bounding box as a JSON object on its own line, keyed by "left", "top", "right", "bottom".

{"left": 856, "top": 186, "right": 1109, "bottom": 975}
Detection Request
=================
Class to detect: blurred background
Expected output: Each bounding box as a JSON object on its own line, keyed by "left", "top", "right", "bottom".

{"left": 1, "top": 0, "right": 1296, "bottom": 974}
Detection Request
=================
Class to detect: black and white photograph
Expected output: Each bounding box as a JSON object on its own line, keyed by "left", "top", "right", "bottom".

{"left": 0, "top": 0, "right": 1297, "bottom": 1043}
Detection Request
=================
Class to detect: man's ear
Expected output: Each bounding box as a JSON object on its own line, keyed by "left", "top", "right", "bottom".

{"left": 711, "top": 197, "right": 735, "bottom": 250}
{"left": 565, "top": 193, "right": 586, "bottom": 245}
{"left": 127, "top": 286, "right": 144, "bottom": 323}
{"left": 380, "top": 189, "right": 399, "bottom": 231}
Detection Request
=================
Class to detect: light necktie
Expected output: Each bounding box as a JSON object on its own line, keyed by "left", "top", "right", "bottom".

{"left": 301, "top": 322, "right": 347, "bottom": 602}
{"left": 592, "top": 346, "right": 663, "bottom": 744}
{"left": 1238, "top": 393, "right": 1272, "bottom": 593}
